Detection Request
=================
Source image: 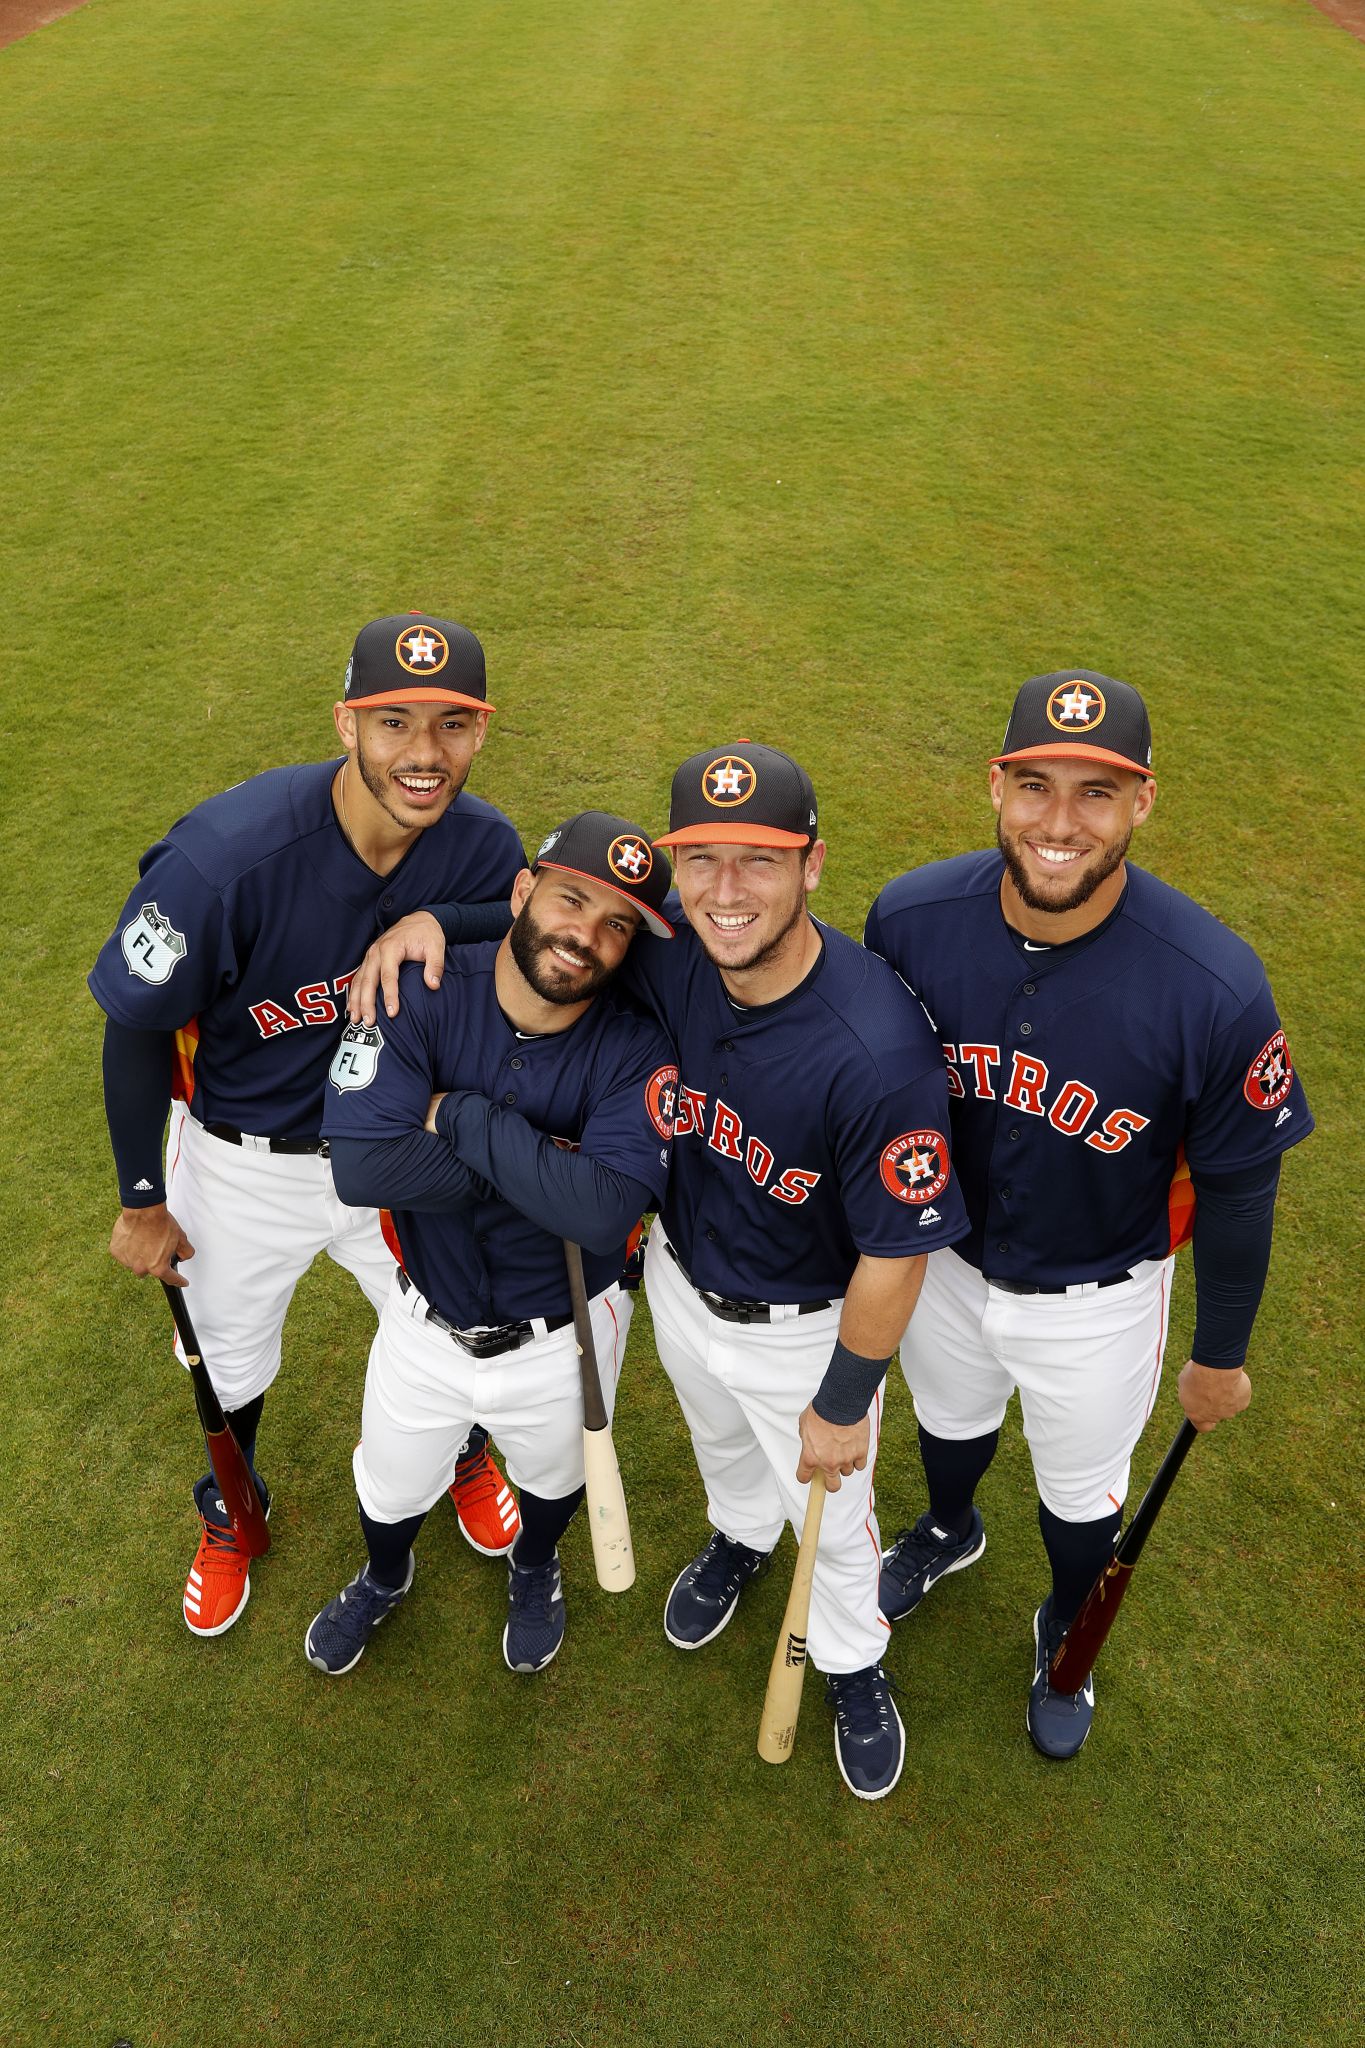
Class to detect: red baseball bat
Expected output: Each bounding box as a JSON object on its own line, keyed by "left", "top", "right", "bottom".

{"left": 161, "top": 1279, "right": 271, "bottom": 1557}
{"left": 1049, "top": 1419, "right": 1196, "bottom": 1693}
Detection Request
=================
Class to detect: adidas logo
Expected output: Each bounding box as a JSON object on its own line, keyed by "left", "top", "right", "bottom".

{"left": 918, "top": 1206, "right": 942, "bottom": 1226}
{"left": 134, "top": 1179, "right": 154, "bottom": 1192}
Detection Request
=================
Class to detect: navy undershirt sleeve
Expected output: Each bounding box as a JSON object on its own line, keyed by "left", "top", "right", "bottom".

{"left": 328, "top": 1130, "right": 493, "bottom": 1213}
{"left": 1189, "top": 1158, "right": 1281, "bottom": 1369}
{"left": 435, "top": 1091, "right": 654, "bottom": 1253}
{"left": 430, "top": 900, "right": 516, "bottom": 945}
{"left": 102, "top": 1018, "right": 174, "bottom": 1207}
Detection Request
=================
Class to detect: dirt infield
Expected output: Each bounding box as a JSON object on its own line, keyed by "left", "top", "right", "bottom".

{"left": 1, "top": 0, "right": 90, "bottom": 48}
{"left": 1310, "top": 0, "right": 1365, "bottom": 32}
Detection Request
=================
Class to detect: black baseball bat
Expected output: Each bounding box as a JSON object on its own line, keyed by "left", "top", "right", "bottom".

{"left": 1049, "top": 1419, "right": 1196, "bottom": 1692}
{"left": 160, "top": 1279, "right": 271, "bottom": 1557}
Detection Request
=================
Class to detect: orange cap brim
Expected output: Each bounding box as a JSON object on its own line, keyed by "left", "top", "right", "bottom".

{"left": 991, "top": 743, "right": 1154, "bottom": 781}
{"left": 349, "top": 690, "right": 495, "bottom": 712}
{"left": 654, "top": 823, "right": 811, "bottom": 848}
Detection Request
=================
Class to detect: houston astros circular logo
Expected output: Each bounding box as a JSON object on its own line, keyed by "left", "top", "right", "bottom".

{"left": 395, "top": 624, "right": 450, "bottom": 675}
{"left": 608, "top": 835, "right": 653, "bottom": 885}
{"left": 1046, "top": 679, "right": 1106, "bottom": 731}
{"left": 704, "top": 756, "right": 757, "bottom": 807}
{"left": 645, "top": 1064, "right": 680, "bottom": 1139}
{"left": 1243, "top": 1031, "right": 1294, "bottom": 1111}
{"left": 880, "top": 1130, "right": 950, "bottom": 1205}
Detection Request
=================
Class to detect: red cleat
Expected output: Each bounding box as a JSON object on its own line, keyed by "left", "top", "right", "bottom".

{"left": 449, "top": 1445, "right": 521, "bottom": 1556}
{"left": 183, "top": 1516, "right": 253, "bottom": 1636}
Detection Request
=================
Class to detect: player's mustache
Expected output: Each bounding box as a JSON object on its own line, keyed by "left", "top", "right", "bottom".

{"left": 538, "top": 935, "right": 598, "bottom": 970}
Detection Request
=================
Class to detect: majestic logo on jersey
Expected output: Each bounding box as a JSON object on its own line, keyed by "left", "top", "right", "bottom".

{"left": 609, "top": 835, "right": 653, "bottom": 884}
{"left": 122, "top": 902, "right": 187, "bottom": 985}
{"left": 394, "top": 625, "right": 450, "bottom": 675}
{"left": 1243, "top": 1031, "right": 1294, "bottom": 1111}
{"left": 645, "top": 1064, "right": 680, "bottom": 1139}
{"left": 703, "top": 755, "right": 757, "bottom": 807}
{"left": 1046, "top": 680, "right": 1107, "bottom": 731}
{"left": 329, "top": 1021, "right": 385, "bottom": 1091}
{"left": 880, "top": 1130, "right": 950, "bottom": 1205}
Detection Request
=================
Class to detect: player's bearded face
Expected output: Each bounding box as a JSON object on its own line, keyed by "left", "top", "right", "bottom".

{"left": 994, "top": 765, "right": 1145, "bottom": 916}
{"left": 509, "top": 897, "right": 621, "bottom": 1006}
{"left": 677, "top": 846, "right": 813, "bottom": 975}
{"left": 352, "top": 708, "right": 483, "bottom": 830}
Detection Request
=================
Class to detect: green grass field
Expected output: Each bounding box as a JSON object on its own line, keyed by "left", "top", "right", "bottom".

{"left": 2, "top": 1, "right": 1361, "bottom": 2042}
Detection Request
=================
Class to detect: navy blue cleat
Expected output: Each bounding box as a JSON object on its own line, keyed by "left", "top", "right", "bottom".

{"left": 664, "top": 1531, "right": 772, "bottom": 1650}
{"left": 879, "top": 1508, "right": 985, "bottom": 1623}
{"left": 1027, "top": 1595, "right": 1095, "bottom": 1759}
{"left": 503, "top": 1550, "right": 566, "bottom": 1673}
{"left": 304, "top": 1555, "right": 414, "bottom": 1675}
{"left": 826, "top": 1664, "right": 905, "bottom": 1800}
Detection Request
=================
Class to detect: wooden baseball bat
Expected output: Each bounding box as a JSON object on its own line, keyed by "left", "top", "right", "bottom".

{"left": 1049, "top": 1419, "right": 1197, "bottom": 1692}
{"left": 757, "top": 1471, "right": 827, "bottom": 1765}
{"left": 161, "top": 1278, "right": 271, "bottom": 1558}
{"left": 563, "top": 1241, "right": 635, "bottom": 1592}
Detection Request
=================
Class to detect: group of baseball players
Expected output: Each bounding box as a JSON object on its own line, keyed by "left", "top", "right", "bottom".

{"left": 90, "top": 613, "right": 1312, "bottom": 1801}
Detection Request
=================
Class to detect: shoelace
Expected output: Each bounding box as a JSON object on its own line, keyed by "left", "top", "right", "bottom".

{"left": 510, "top": 1562, "right": 558, "bottom": 1620}
{"left": 829, "top": 1668, "right": 899, "bottom": 1738}
{"left": 690, "top": 1534, "right": 760, "bottom": 1598}
{"left": 452, "top": 1453, "right": 502, "bottom": 1507}
{"left": 199, "top": 1518, "right": 245, "bottom": 1562}
{"left": 885, "top": 1525, "right": 951, "bottom": 1583}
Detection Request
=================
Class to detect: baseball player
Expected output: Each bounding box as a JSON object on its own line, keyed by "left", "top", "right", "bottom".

{"left": 629, "top": 744, "right": 970, "bottom": 1802}
{"left": 865, "top": 670, "right": 1314, "bottom": 1758}
{"left": 305, "top": 812, "right": 677, "bottom": 1677}
{"left": 89, "top": 614, "right": 527, "bottom": 1638}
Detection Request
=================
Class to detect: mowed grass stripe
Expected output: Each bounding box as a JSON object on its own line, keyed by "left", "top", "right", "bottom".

{"left": 0, "top": 2, "right": 1361, "bottom": 2043}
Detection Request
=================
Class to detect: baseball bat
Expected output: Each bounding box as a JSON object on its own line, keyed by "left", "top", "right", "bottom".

{"left": 160, "top": 1277, "right": 271, "bottom": 1558}
{"left": 1049, "top": 1419, "right": 1197, "bottom": 1692}
{"left": 563, "top": 1240, "right": 635, "bottom": 1592}
{"left": 757, "top": 1472, "right": 827, "bottom": 1765}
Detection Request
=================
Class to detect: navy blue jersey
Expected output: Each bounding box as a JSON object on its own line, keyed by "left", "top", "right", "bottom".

{"left": 624, "top": 913, "right": 969, "bottom": 1301}
{"left": 865, "top": 852, "right": 1313, "bottom": 1286}
{"left": 321, "top": 949, "right": 676, "bottom": 1325}
{"left": 88, "top": 761, "right": 524, "bottom": 1139}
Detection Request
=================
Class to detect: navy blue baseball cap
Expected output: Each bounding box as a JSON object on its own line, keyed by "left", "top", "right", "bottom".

{"left": 992, "top": 670, "right": 1154, "bottom": 781}
{"left": 344, "top": 613, "right": 495, "bottom": 714}
{"left": 656, "top": 742, "right": 818, "bottom": 849}
{"left": 533, "top": 811, "right": 674, "bottom": 938}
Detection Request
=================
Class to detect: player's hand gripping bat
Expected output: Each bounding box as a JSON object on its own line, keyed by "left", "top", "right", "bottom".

{"left": 563, "top": 1240, "right": 635, "bottom": 1591}
{"left": 1049, "top": 1419, "right": 1197, "bottom": 1692}
{"left": 757, "top": 1471, "right": 827, "bottom": 1764}
{"left": 160, "top": 1277, "right": 271, "bottom": 1557}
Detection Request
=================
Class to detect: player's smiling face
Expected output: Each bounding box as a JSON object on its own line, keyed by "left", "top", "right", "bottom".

{"left": 336, "top": 702, "right": 489, "bottom": 832}
{"left": 992, "top": 759, "right": 1155, "bottom": 919}
{"left": 507, "top": 870, "right": 641, "bottom": 1008}
{"left": 674, "top": 841, "right": 826, "bottom": 982}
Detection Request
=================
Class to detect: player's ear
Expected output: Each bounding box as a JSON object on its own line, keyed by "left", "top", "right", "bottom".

{"left": 1133, "top": 777, "right": 1157, "bottom": 827}
{"left": 470, "top": 709, "right": 490, "bottom": 754}
{"left": 989, "top": 763, "right": 1006, "bottom": 813}
{"left": 333, "top": 702, "right": 358, "bottom": 754}
{"left": 509, "top": 868, "right": 536, "bottom": 913}
{"left": 802, "top": 840, "right": 827, "bottom": 895}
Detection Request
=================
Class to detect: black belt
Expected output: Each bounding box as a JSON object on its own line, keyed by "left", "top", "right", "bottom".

{"left": 397, "top": 1268, "right": 573, "bottom": 1358}
{"left": 204, "top": 1121, "right": 330, "bottom": 1157}
{"left": 664, "top": 1237, "right": 832, "bottom": 1325}
{"left": 985, "top": 1272, "right": 1132, "bottom": 1297}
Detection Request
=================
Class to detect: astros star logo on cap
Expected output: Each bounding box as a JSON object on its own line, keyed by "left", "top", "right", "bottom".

{"left": 704, "top": 755, "right": 757, "bottom": 806}
{"left": 1047, "top": 680, "right": 1106, "bottom": 730}
{"left": 608, "top": 835, "right": 653, "bottom": 883}
{"left": 396, "top": 625, "right": 450, "bottom": 675}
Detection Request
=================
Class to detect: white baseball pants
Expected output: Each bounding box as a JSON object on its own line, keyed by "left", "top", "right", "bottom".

{"left": 164, "top": 1101, "right": 396, "bottom": 1408}
{"left": 644, "top": 1222, "right": 889, "bottom": 1676}
{"left": 355, "top": 1268, "right": 631, "bottom": 1523}
{"left": 901, "top": 1246, "right": 1175, "bottom": 1521}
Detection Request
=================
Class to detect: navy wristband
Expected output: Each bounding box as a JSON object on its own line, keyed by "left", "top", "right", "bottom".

{"left": 812, "top": 1340, "right": 893, "bottom": 1426}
